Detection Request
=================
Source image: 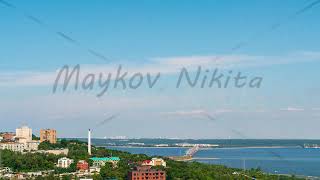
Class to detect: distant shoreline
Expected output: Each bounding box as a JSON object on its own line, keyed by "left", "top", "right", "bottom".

{"left": 69, "top": 138, "right": 320, "bottom": 140}
{"left": 99, "top": 145, "right": 302, "bottom": 149}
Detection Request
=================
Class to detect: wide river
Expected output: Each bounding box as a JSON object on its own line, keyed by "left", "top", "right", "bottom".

{"left": 106, "top": 146, "right": 320, "bottom": 177}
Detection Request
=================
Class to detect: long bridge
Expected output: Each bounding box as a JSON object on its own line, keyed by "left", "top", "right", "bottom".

{"left": 169, "top": 144, "right": 201, "bottom": 161}
{"left": 185, "top": 144, "right": 200, "bottom": 157}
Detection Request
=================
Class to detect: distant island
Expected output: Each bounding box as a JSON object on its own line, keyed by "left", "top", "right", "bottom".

{"left": 72, "top": 137, "right": 319, "bottom": 148}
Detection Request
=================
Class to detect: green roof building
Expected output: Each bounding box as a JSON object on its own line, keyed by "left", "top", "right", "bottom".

{"left": 90, "top": 157, "right": 120, "bottom": 168}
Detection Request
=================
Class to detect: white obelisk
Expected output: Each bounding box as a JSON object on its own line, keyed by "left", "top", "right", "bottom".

{"left": 88, "top": 129, "right": 92, "bottom": 155}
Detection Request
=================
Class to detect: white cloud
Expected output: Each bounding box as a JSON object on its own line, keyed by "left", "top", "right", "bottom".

{"left": 154, "top": 50, "right": 320, "bottom": 68}
{"left": 0, "top": 51, "right": 320, "bottom": 87}
{"left": 163, "top": 109, "right": 206, "bottom": 116}
{"left": 163, "top": 108, "right": 234, "bottom": 117}
{"left": 280, "top": 107, "right": 305, "bottom": 111}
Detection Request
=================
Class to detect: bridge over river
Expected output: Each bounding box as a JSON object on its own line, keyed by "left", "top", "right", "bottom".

{"left": 185, "top": 144, "right": 200, "bottom": 157}
{"left": 169, "top": 145, "right": 201, "bottom": 161}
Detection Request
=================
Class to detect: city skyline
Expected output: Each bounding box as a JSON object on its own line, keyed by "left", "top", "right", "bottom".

{"left": 1, "top": 0, "right": 320, "bottom": 139}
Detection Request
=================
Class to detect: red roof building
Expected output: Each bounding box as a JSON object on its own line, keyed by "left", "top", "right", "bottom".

{"left": 141, "top": 160, "right": 153, "bottom": 166}
{"left": 1, "top": 132, "right": 15, "bottom": 141}
{"left": 76, "top": 160, "right": 89, "bottom": 171}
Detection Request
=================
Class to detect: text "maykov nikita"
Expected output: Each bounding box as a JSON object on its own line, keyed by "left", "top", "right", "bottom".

{"left": 52, "top": 65, "right": 263, "bottom": 97}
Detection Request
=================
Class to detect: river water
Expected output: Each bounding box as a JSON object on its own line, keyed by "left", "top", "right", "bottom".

{"left": 106, "top": 146, "right": 320, "bottom": 177}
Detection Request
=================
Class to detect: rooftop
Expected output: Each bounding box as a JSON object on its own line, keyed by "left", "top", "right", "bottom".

{"left": 90, "top": 157, "right": 120, "bottom": 161}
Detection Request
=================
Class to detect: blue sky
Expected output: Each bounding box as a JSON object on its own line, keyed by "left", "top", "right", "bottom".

{"left": 1, "top": 0, "right": 320, "bottom": 138}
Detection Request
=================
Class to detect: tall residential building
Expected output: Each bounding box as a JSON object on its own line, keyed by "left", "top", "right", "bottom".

{"left": 128, "top": 166, "right": 166, "bottom": 180}
{"left": 40, "top": 129, "right": 57, "bottom": 144}
{"left": 16, "top": 126, "right": 32, "bottom": 142}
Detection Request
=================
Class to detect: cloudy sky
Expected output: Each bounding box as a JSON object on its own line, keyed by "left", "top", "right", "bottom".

{"left": 1, "top": 0, "right": 320, "bottom": 139}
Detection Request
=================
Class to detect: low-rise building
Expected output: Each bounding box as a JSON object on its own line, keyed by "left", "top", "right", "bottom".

{"left": 77, "top": 160, "right": 89, "bottom": 171}
{"left": 26, "top": 171, "right": 42, "bottom": 177}
{"left": 0, "top": 142, "right": 25, "bottom": 152}
{"left": 152, "top": 158, "right": 166, "bottom": 167}
{"left": 57, "top": 157, "right": 74, "bottom": 168}
{"left": 90, "top": 157, "right": 120, "bottom": 168}
{"left": 46, "top": 149, "right": 68, "bottom": 155}
{"left": 89, "top": 166, "right": 101, "bottom": 173}
{"left": 142, "top": 158, "right": 166, "bottom": 167}
{"left": 35, "top": 149, "right": 69, "bottom": 155}
{"left": 25, "top": 140, "right": 40, "bottom": 151}
{"left": 0, "top": 140, "right": 40, "bottom": 152}
{"left": 0, "top": 126, "right": 40, "bottom": 152}
{"left": 128, "top": 166, "right": 166, "bottom": 180}
{"left": 142, "top": 159, "right": 153, "bottom": 166}
{"left": 0, "top": 132, "right": 15, "bottom": 141}
{"left": 0, "top": 141, "right": 39, "bottom": 152}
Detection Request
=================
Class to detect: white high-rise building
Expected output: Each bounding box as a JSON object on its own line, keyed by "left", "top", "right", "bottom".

{"left": 16, "top": 126, "right": 32, "bottom": 142}
{"left": 0, "top": 125, "right": 39, "bottom": 152}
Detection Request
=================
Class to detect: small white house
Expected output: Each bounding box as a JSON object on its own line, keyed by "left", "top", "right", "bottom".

{"left": 151, "top": 158, "right": 166, "bottom": 167}
{"left": 142, "top": 158, "right": 166, "bottom": 167}
{"left": 57, "top": 157, "right": 74, "bottom": 168}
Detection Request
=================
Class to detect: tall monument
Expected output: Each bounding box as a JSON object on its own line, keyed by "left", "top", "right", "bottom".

{"left": 88, "top": 129, "right": 92, "bottom": 155}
